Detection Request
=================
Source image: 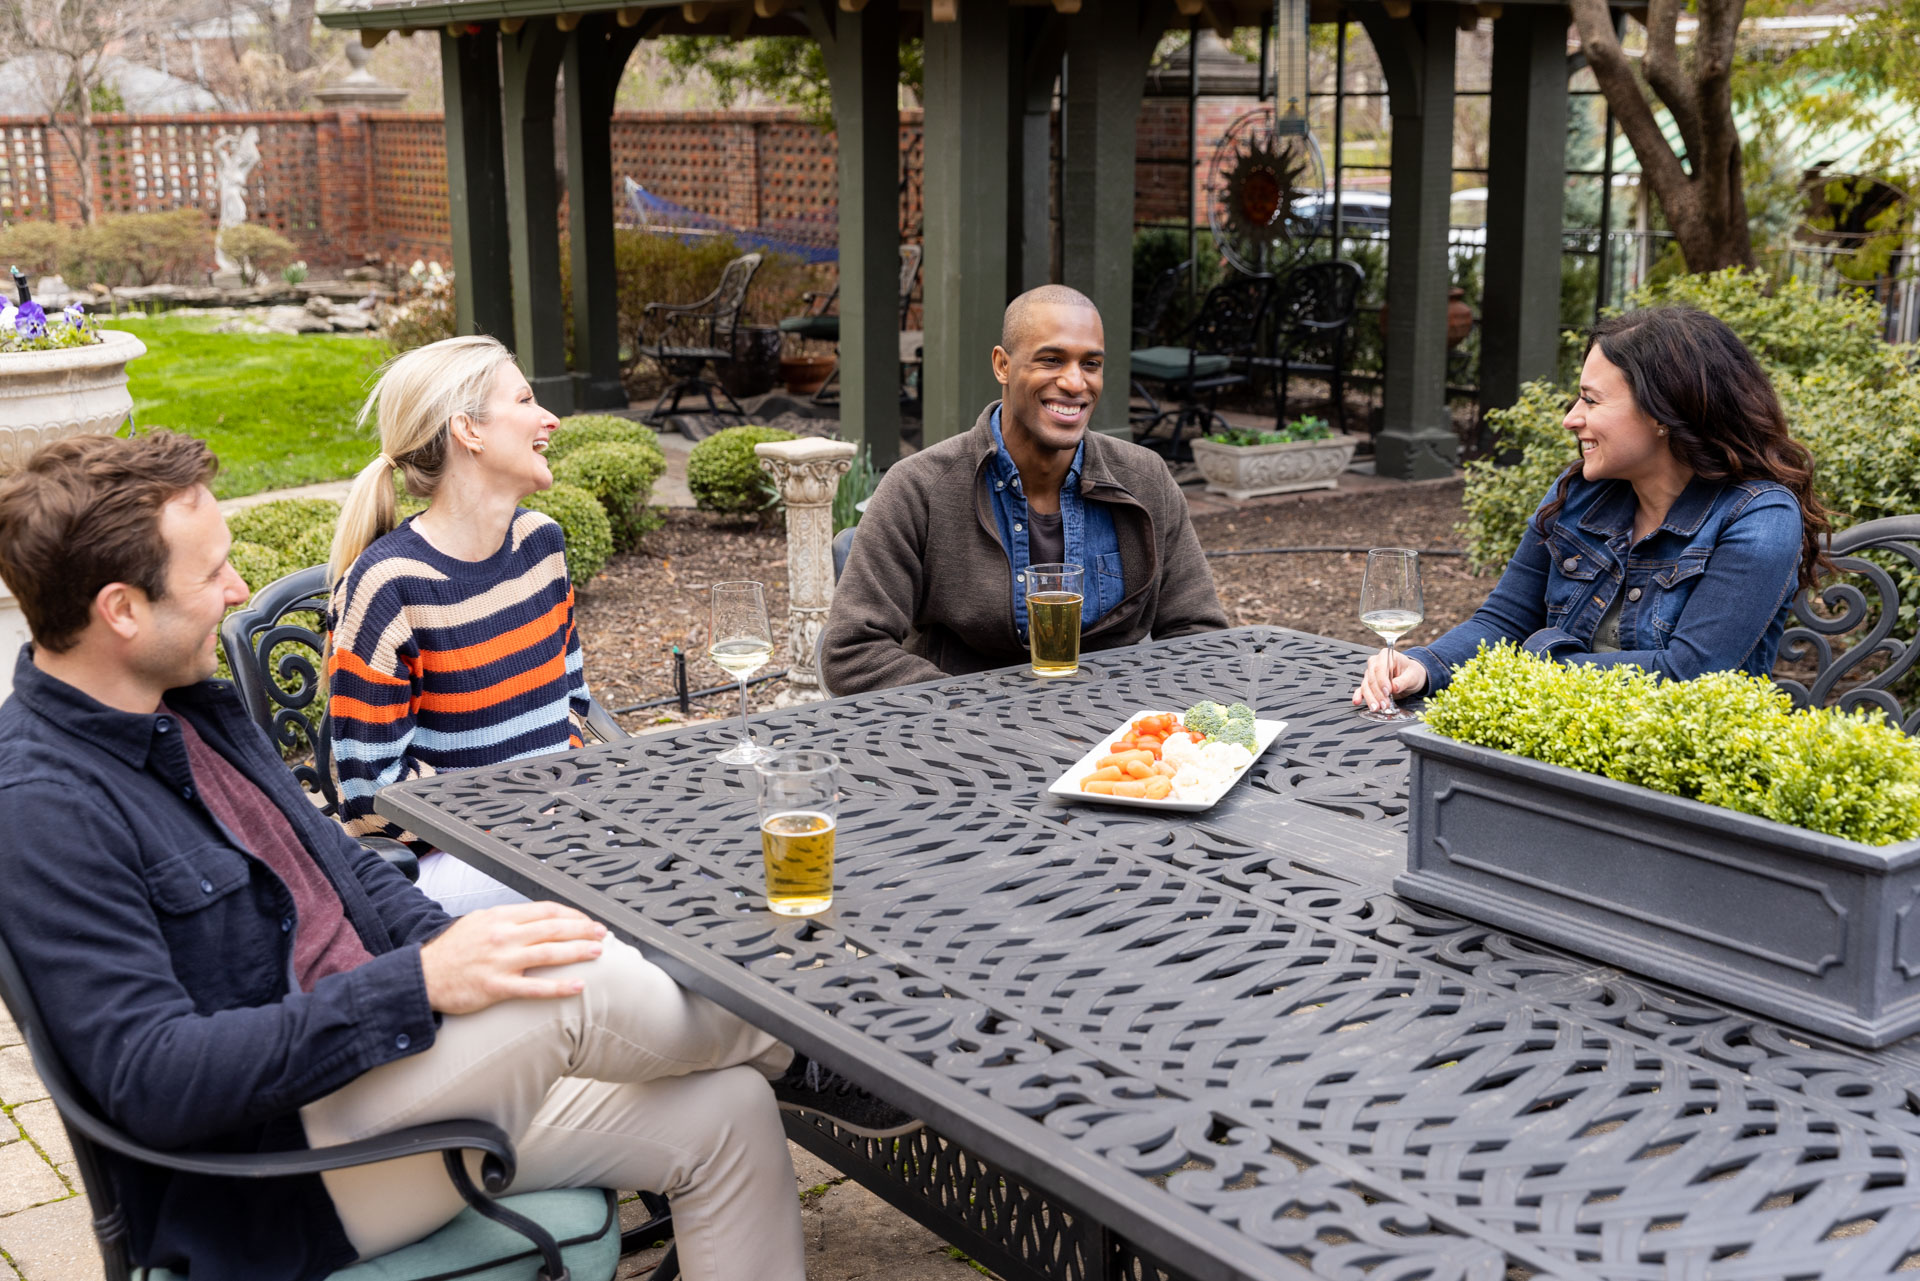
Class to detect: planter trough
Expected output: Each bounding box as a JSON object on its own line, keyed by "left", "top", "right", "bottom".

{"left": 1397, "top": 722, "right": 1920, "bottom": 1046}
{"left": 1189, "top": 433, "right": 1359, "bottom": 500}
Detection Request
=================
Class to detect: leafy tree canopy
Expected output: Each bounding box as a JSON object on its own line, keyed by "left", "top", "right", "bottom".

{"left": 656, "top": 35, "right": 923, "bottom": 130}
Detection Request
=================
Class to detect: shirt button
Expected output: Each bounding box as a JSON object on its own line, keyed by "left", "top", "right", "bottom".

{"left": 395, "top": 1034, "right": 411, "bottom": 1051}
{"left": 1016, "top": 574, "right": 1025, "bottom": 583}
{"left": 1014, "top": 523, "right": 1024, "bottom": 532}
{"left": 1561, "top": 557, "right": 1579, "bottom": 572}
{"left": 155, "top": 718, "right": 172, "bottom": 734}
{"left": 996, "top": 481, "right": 1005, "bottom": 489}
{"left": 181, "top": 785, "right": 194, "bottom": 800}
{"left": 200, "top": 878, "right": 214, "bottom": 894}
{"left": 281, "top": 917, "right": 293, "bottom": 933}
{"left": 1627, "top": 587, "right": 1643, "bottom": 602}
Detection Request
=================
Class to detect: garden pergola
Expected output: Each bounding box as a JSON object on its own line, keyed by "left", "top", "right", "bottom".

{"left": 319, "top": 0, "right": 1594, "bottom": 479}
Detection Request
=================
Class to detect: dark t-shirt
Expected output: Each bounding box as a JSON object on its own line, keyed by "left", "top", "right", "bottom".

{"left": 172, "top": 709, "right": 374, "bottom": 991}
{"left": 1027, "top": 508, "right": 1065, "bottom": 569}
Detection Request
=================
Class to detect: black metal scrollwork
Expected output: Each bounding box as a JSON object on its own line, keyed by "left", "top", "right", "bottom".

{"left": 1777, "top": 515, "right": 1920, "bottom": 734}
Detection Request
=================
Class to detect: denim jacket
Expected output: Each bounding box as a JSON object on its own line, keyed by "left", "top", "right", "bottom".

{"left": 985, "top": 407, "right": 1125, "bottom": 638}
{"left": 1408, "top": 473, "right": 1805, "bottom": 694}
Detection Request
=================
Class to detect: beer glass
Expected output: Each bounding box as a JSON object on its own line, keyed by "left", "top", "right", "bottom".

{"left": 754, "top": 750, "right": 839, "bottom": 916}
{"left": 1025, "top": 563, "right": 1085, "bottom": 678}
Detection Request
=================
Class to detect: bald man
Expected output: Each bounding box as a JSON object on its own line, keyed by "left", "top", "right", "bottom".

{"left": 821, "top": 285, "right": 1226, "bottom": 695}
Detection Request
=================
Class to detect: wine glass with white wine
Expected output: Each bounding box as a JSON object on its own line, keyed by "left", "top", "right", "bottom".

{"left": 1358, "top": 548, "right": 1424, "bottom": 723}
{"left": 709, "top": 580, "right": 775, "bottom": 765}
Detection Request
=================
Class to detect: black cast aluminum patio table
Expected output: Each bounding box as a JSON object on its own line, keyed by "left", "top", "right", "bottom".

{"left": 376, "top": 627, "right": 1920, "bottom": 1281}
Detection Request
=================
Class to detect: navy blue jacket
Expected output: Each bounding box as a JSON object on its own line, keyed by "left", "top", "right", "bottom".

{"left": 0, "top": 649, "right": 450, "bottom": 1281}
{"left": 1409, "top": 473, "right": 1805, "bottom": 693}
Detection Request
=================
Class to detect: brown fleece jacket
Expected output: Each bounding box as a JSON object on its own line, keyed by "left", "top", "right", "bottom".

{"left": 821, "top": 402, "right": 1228, "bottom": 695}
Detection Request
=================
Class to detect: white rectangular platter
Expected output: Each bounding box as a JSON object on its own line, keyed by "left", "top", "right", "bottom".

{"left": 1045, "top": 708, "right": 1287, "bottom": 813}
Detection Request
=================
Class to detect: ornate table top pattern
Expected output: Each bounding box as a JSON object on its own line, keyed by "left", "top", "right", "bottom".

{"left": 378, "top": 628, "right": 1920, "bottom": 1281}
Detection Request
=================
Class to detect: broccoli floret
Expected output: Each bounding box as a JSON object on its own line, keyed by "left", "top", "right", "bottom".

{"left": 1183, "top": 700, "right": 1230, "bottom": 739}
{"left": 1225, "top": 702, "right": 1255, "bottom": 726}
{"left": 1216, "top": 719, "right": 1258, "bottom": 752}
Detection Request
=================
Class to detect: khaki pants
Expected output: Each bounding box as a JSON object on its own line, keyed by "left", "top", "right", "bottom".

{"left": 300, "top": 939, "right": 804, "bottom": 1281}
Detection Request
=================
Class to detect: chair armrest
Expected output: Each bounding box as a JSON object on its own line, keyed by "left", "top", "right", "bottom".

{"left": 581, "top": 698, "right": 630, "bottom": 744}
{"left": 60, "top": 1106, "right": 522, "bottom": 1192}
{"left": 642, "top": 298, "right": 715, "bottom": 319}
{"left": 360, "top": 837, "right": 419, "bottom": 883}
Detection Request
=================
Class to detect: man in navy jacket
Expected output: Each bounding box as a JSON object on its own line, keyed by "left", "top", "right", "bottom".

{"left": 0, "top": 431, "right": 909, "bottom": 1281}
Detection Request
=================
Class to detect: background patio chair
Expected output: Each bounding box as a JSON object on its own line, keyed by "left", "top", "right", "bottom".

{"left": 1776, "top": 514, "right": 1920, "bottom": 734}
{"left": 777, "top": 245, "right": 924, "bottom": 406}
{"left": 1129, "top": 273, "right": 1274, "bottom": 459}
{"left": 0, "top": 923, "right": 659, "bottom": 1281}
{"left": 1129, "top": 259, "right": 1190, "bottom": 427}
{"left": 1245, "top": 259, "right": 1364, "bottom": 432}
{"left": 637, "top": 252, "right": 763, "bottom": 425}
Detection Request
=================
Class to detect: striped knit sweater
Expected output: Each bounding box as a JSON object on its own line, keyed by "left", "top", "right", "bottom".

{"left": 326, "top": 510, "right": 589, "bottom": 841}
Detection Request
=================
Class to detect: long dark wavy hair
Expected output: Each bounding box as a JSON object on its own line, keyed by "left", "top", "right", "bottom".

{"left": 1535, "top": 306, "right": 1832, "bottom": 589}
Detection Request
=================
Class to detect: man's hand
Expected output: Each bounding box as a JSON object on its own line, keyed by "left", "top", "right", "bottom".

{"left": 419, "top": 902, "right": 609, "bottom": 1015}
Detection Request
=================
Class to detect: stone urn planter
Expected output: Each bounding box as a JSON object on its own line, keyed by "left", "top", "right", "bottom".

{"left": 1396, "top": 722, "right": 1920, "bottom": 1047}
{"left": 0, "top": 328, "right": 147, "bottom": 697}
{"left": 1189, "top": 432, "right": 1359, "bottom": 500}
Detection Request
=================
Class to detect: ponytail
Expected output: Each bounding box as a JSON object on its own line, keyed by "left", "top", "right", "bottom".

{"left": 327, "top": 334, "right": 516, "bottom": 585}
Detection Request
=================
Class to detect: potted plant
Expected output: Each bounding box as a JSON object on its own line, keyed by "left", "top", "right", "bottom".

{"left": 1397, "top": 643, "right": 1920, "bottom": 1047}
{"left": 1188, "top": 415, "right": 1360, "bottom": 499}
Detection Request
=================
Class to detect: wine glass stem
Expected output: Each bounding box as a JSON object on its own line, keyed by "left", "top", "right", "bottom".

{"left": 1382, "top": 642, "right": 1396, "bottom": 710}
{"left": 736, "top": 676, "right": 752, "bottom": 748}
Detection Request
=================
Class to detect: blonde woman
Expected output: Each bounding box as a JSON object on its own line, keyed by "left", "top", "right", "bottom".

{"left": 326, "top": 335, "right": 584, "bottom": 914}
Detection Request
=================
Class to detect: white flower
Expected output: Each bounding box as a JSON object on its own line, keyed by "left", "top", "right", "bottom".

{"left": 0, "top": 302, "right": 15, "bottom": 333}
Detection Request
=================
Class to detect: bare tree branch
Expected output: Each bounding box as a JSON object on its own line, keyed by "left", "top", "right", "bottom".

{"left": 1642, "top": 0, "right": 1702, "bottom": 168}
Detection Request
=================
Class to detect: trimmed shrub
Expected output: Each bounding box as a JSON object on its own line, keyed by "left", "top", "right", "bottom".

{"left": 218, "top": 224, "right": 298, "bottom": 286}
{"left": 545, "top": 414, "right": 667, "bottom": 464}
{"left": 69, "top": 209, "right": 212, "bottom": 288}
{"left": 1460, "top": 269, "right": 1916, "bottom": 573}
{"left": 687, "top": 425, "right": 798, "bottom": 514}
{"left": 0, "top": 221, "right": 71, "bottom": 278}
{"left": 228, "top": 540, "right": 292, "bottom": 597}
{"left": 551, "top": 440, "right": 667, "bottom": 548}
{"left": 524, "top": 482, "right": 614, "bottom": 584}
{"left": 1425, "top": 643, "right": 1920, "bottom": 845}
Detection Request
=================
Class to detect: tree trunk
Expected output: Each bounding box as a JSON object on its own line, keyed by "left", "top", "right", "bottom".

{"left": 276, "top": 0, "right": 317, "bottom": 73}
{"left": 1569, "top": 0, "right": 1754, "bottom": 274}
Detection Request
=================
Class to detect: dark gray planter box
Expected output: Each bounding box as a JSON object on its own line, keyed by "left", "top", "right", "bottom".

{"left": 1396, "top": 722, "right": 1920, "bottom": 1047}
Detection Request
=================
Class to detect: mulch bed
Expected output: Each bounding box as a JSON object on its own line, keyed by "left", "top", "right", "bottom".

{"left": 578, "top": 479, "right": 1497, "bottom": 732}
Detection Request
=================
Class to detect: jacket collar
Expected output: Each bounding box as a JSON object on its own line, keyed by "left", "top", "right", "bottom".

{"left": 1576, "top": 475, "right": 1722, "bottom": 540}
{"left": 8, "top": 644, "right": 238, "bottom": 772}
{"left": 967, "top": 401, "right": 1129, "bottom": 502}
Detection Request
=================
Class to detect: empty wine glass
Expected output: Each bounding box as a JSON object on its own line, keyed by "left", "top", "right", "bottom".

{"left": 1358, "top": 548, "right": 1424, "bottom": 723}
{"left": 709, "top": 580, "right": 774, "bottom": 765}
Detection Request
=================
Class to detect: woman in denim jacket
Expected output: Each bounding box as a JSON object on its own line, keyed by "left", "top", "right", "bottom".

{"left": 1355, "top": 306, "right": 1832, "bottom": 713}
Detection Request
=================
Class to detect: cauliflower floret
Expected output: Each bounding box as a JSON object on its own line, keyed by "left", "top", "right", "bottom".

{"left": 1170, "top": 762, "right": 1215, "bottom": 799}
{"left": 1161, "top": 731, "right": 1203, "bottom": 765}
{"left": 1200, "top": 740, "right": 1254, "bottom": 771}
{"left": 1183, "top": 700, "right": 1230, "bottom": 739}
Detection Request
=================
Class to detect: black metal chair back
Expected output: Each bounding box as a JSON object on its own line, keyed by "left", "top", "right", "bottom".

{"left": 1133, "top": 259, "right": 1191, "bottom": 348}
{"left": 1272, "top": 260, "right": 1363, "bottom": 342}
{"left": 1777, "top": 515, "right": 1920, "bottom": 734}
{"left": 1189, "top": 273, "right": 1274, "bottom": 361}
{"left": 706, "top": 253, "right": 762, "bottom": 347}
{"left": 220, "top": 563, "right": 339, "bottom": 813}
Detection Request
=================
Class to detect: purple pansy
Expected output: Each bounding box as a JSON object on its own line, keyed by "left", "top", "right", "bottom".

{"left": 63, "top": 303, "right": 86, "bottom": 330}
{"left": 15, "top": 301, "right": 45, "bottom": 339}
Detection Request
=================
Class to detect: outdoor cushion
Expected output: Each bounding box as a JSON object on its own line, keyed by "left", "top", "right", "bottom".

{"left": 1130, "top": 346, "right": 1231, "bottom": 383}
{"left": 778, "top": 315, "right": 840, "bottom": 341}
{"left": 131, "top": 1187, "right": 620, "bottom": 1281}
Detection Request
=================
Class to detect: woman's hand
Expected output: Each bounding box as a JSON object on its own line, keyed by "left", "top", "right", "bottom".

{"left": 1352, "top": 648, "right": 1430, "bottom": 713}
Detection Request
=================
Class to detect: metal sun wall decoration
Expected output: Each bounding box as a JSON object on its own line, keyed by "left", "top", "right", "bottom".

{"left": 1206, "top": 0, "right": 1327, "bottom": 276}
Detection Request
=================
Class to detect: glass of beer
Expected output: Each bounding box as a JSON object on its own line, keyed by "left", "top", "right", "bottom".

{"left": 1026, "top": 563, "right": 1085, "bottom": 678}
{"left": 753, "top": 750, "right": 839, "bottom": 916}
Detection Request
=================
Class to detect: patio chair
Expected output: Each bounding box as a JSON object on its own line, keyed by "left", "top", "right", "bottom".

{"left": 1245, "top": 259, "right": 1364, "bottom": 432}
{"left": 218, "top": 565, "right": 631, "bottom": 882}
{"left": 1129, "top": 273, "right": 1275, "bottom": 459}
{"left": 1775, "top": 514, "right": 1920, "bottom": 734}
{"left": 637, "top": 252, "right": 763, "bottom": 425}
{"left": 1129, "top": 259, "right": 1191, "bottom": 426}
{"left": 777, "top": 244, "right": 924, "bottom": 406}
{"left": 0, "top": 921, "right": 652, "bottom": 1281}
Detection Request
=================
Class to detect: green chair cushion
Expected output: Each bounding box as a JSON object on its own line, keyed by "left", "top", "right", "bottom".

{"left": 1130, "top": 346, "right": 1230, "bottom": 383}
{"left": 133, "top": 1187, "right": 620, "bottom": 1281}
{"left": 778, "top": 315, "right": 839, "bottom": 341}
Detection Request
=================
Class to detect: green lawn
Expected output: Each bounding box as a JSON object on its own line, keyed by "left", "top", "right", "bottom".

{"left": 116, "top": 313, "right": 386, "bottom": 499}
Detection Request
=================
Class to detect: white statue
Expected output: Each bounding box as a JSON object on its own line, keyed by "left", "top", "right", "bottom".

{"left": 211, "top": 127, "right": 261, "bottom": 274}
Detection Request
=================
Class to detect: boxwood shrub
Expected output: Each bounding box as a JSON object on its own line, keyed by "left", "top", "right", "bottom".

{"left": 1425, "top": 643, "right": 1920, "bottom": 845}
{"left": 546, "top": 418, "right": 668, "bottom": 550}
{"left": 687, "top": 425, "right": 799, "bottom": 514}
{"left": 523, "top": 482, "right": 613, "bottom": 585}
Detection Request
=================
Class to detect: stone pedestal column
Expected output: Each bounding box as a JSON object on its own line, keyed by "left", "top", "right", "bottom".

{"left": 756, "top": 438, "right": 856, "bottom": 704}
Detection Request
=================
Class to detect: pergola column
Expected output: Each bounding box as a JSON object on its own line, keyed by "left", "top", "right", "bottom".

{"left": 808, "top": 0, "right": 903, "bottom": 470}
{"left": 1479, "top": 6, "right": 1567, "bottom": 419}
{"left": 1010, "top": 12, "right": 1066, "bottom": 295}
{"left": 1060, "top": 4, "right": 1162, "bottom": 440}
{"left": 922, "top": 3, "right": 1012, "bottom": 444}
{"left": 565, "top": 16, "right": 645, "bottom": 411}
{"left": 1358, "top": 5, "right": 1458, "bottom": 480}
{"left": 501, "top": 20, "right": 573, "bottom": 415}
{"left": 441, "top": 28, "right": 513, "bottom": 341}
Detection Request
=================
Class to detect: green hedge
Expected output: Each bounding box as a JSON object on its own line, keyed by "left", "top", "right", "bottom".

{"left": 1460, "top": 269, "right": 1911, "bottom": 572}
{"left": 1426, "top": 643, "right": 1920, "bottom": 845}
{"left": 687, "top": 425, "right": 798, "bottom": 514}
{"left": 523, "top": 483, "right": 613, "bottom": 584}
{"left": 545, "top": 416, "right": 669, "bottom": 550}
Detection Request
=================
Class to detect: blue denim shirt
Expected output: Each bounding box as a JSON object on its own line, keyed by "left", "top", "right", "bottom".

{"left": 986, "top": 406, "right": 1125, "bottom": 637}
{"left": 1408, "top": 473, "right": 1805, "bottom": 693}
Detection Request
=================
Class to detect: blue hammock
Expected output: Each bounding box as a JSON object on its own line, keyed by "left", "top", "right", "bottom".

{"left": 621, "top": 178, "right": 839, "bottom": 264}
